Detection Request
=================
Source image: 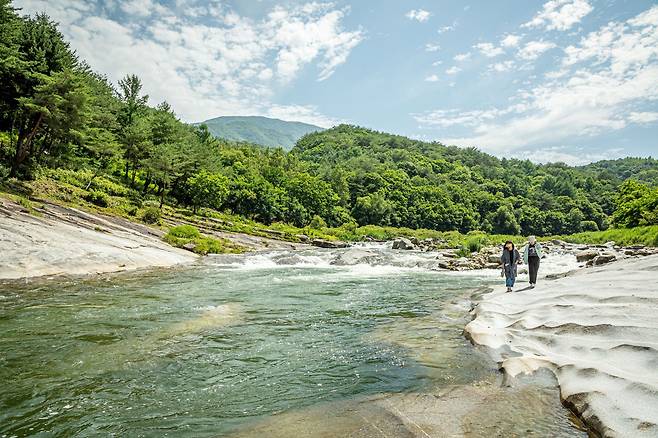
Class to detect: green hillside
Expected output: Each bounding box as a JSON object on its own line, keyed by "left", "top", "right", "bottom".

{"left": 197, "top": 116, "right": 323, "bottom": 150}
{"left": 1, "top": 3, "right": 656, "bottom": 240}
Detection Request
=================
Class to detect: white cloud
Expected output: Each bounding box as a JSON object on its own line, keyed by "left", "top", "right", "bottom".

{"left": 523, "top": 0, "right": 593, "bottom": 31}
{"left": 119, "top": 0, "right": 168, "bottom": 17}
{"left": 412, "top": 106, "right": 525, "bottom": 129}
{"left": 438, "top": 21, "right": 457, "bottom": 33}
{"left": 266, "top": 104, "right": 343, "bottom": 128}
{"left": 628, "top": 111, "right": 658, "bottom": 124}
{"left": 515, "top": 146, "right": 624, "bottom": 165}
{"left": 415, "top": 5, "right": 658, "bottom": 153}
{"left": 473, "top": 42, "right": 504, "bottom": 58}
{"left": 425, "top": 74, "right": 439, "bottom": 82}
{"left": 490, "top": 60, "right": 514, "bottom": 72}
{"left": 453, "top": 52, "right": 471, "bottom": 62}
{"left": 425, "top": 43, "right": 441, "bottom": 52}
{"left": 432, "top": 60, "right": 443, "bottom": 66}
{"left": 13, "top": 0, "right": 362, "bottom": 123}
{"left": 406, "top": 9, "right": 431, "bottom": 23}
{"left": 500, "top": 34, "right": 521, "bottom": 48}
{"left": 445, "top": 66, "right": 461, "bottom": 75}
{"left": 517, "top": 40, "right": 557, "bottom": 60}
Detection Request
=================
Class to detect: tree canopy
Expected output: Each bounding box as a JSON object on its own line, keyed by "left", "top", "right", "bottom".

{"left": 1, "top": 2, "right": 656, "bottom": 236}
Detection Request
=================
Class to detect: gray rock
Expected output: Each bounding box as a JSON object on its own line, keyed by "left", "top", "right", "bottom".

{"left": 330, "top": 249, "right": 379, "bottom": 266}
{"left": 392, "top": 238, "right": 415, "bottom": 250}
{"left": 438, "top": 261, "right": 451, "bottom": 269}
{"left": 311, "top": 238, "right": 349, "bottom": 249}
{"left": 485, "top": 262, "right": 500, "bottom": 269}
{"left": 576, "top": 249, "right": 599, "bottom": 262}
{"left": 625, "top": 249, "right": 651, "bottom": 257}
{"left": 296, "top": 234, "right": 309, "bottom": 242}
{"left": 182, "top": 242, "right": 196, "bottom": 251}
{"left": 488, "top": 254, "right": 501, "bottom": 263}
{"left": 593, "top": 253, "right": 616, "bottom": 266}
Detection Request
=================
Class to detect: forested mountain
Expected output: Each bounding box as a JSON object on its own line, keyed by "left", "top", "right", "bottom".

{"left": 291, "top": 125, "right": 657, "bottom": 234}
{"left": 580, "top": 157, "right": 658, "bottom": 183}
{"left": 197, "top": 116, "right": 322, "bottom": 150}
{"left": 0, "top": 1, "right": 656, "bottom": 237}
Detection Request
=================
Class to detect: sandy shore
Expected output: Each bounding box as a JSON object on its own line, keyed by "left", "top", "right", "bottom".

{"left": 466, "top": 254, "right": 658, "bottom": 437}
{"left": 0, "top": 198, "right": 197, "bottom": 280}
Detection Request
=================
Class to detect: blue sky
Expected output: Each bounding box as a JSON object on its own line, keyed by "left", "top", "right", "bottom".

{"left": 14, "top": 0, "right": 658, "bottom": 164}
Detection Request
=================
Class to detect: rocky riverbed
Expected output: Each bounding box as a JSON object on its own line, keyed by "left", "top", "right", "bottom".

{"left": 388, "top": 236, "right": 658, "bottom": 271}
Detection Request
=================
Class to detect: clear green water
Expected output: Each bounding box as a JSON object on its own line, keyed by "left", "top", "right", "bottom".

{"left": 0, "top": 247, "right": 585, "bottom": 437}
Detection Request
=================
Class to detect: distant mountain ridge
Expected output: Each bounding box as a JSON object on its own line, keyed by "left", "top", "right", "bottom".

{"left": 196, "top": 116, "right": 323, "bottom": 150}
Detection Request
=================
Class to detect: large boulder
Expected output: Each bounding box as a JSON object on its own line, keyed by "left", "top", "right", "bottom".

{"left": 576, "top": 249, "right": 599, "bottom": 262}
{"left": 392, "top": 238, "right": 415, "bottom": 250}
{"left": 488, "top": 254, "right": 501, "bottom": 264}
{"left": 592, "top": 253, "right": 617, "bottom": 266}
{"left": 330, "top": 249, "right": 380, "bottom": 266}
{"left": 311, "top": 238, "right": 349, "bottom": 249}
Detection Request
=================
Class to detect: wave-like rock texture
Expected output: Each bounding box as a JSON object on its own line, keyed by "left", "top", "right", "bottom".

{"left": 0, "top": 198, "right": 196, "bottom": 280}
{"left": 465, "top": 254, "right": 658, "bottom": 438}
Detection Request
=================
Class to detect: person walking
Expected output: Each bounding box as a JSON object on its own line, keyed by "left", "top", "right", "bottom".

{"left": 523, "top": 236, "right": 542, "bottom": 288}
{"left": 500, "top": 240, "right": 521, "bottom": 292}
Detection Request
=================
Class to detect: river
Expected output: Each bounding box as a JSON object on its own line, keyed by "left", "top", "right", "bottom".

{"left": 0, "top": 244, "right": 586, "bottom": 437}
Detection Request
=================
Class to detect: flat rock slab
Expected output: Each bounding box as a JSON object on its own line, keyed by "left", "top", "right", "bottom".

{"left": 466, "top": 254, "right": 658, "bottom": 438}
{"left": 0, "top": 198, "right": 196, "bottom": 280}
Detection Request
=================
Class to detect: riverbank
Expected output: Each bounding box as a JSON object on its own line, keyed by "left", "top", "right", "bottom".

{"left": 0, "top": 197, "right": 199, "bottom": 281}
{"left": 0, "top": 195, "right": 315, "bottom": 281}
{"left": 465, "top": 254, "right": 658, "bottom": 437}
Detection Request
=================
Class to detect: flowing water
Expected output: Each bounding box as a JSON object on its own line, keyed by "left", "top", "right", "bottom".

{"left": 0, "top": 245, "right": 586, "bottom": 437}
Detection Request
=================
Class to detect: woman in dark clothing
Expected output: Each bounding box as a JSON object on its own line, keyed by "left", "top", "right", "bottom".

{"left": 522, "top": 235, "right": 543, "bottom": 288}
{"left": 500, "top": 240, "right": 521, "bottom": 292}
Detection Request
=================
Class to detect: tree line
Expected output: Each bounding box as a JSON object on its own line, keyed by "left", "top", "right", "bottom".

{"left": 1, "top": 2, "right": 656, "bottom": 236}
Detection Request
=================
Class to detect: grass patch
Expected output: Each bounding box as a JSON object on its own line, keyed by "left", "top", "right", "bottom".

{"left": 163, "top": 225, "right": 244, "bottom": 255}
{"left": 550, "top": 225, "right": 658, "bottom": 247}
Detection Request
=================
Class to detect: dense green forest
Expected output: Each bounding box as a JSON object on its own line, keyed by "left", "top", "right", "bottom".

{"left": 1, "top": 2, "right": 656, "bottom": 238}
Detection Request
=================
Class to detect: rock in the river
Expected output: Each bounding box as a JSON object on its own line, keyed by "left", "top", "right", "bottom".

{"left": 331, "top": 249, "right": 380, "bottom": 266}
{"left": 576, "top": 249, "right": 599, "bottom": 262}
{"left": 311, "top": 238, "right": 349, "bottom": 249}
{"left": 296, "top": 234, "right": 309, "bottom": 242}
{"left": 592, "top": 253, "right": 617, "bottom": 266}
{"left": 392, "top": 238, "right": 415, "bottom": 250}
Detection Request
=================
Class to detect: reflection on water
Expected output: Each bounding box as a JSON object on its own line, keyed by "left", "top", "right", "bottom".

{"left": 0, "top": 246, "right": 586, "bottom": 436}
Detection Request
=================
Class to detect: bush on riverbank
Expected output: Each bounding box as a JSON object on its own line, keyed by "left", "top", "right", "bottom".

{"left": 551, "top": 225, "right": 658, "bottom": 247}
{"left": 164, "top": 225, "right": 244, "bottom": 255}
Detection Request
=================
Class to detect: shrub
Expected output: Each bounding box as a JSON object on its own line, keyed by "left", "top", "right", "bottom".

{"left": 580, "top": 220, "right": 599, "bottom": 232}
{"left": 465, "top": 235, "right": 485, "bottom": 253}
{"left": 193, "top": 237, "right": 225, "bottom": 255}
{"left": 83, "top": 190, "right": 109, "bottom": 207}
{"left": 141, "top": 206, "right": 161, "bottom": 224}
{"left": 309, "top": 214, "right": 327, "bottom": 229}
{"left": 168, "top": 224, "right": 200, "bottom": 239}
{"left": 89, "top": 177, "right": 128, "bottom": 196}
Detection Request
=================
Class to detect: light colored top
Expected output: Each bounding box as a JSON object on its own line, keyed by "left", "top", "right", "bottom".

{"left": 522, "top": 242, "right": 543, "bottom": 264}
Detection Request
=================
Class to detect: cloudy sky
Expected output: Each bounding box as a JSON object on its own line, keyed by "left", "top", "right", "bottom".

{"left": 13, "top": 0, "right": 658, "bottom": 164}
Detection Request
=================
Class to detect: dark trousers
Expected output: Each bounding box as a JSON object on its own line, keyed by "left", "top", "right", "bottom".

{"left": 528, "top": 256, "right": 540, "bottom": 284}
